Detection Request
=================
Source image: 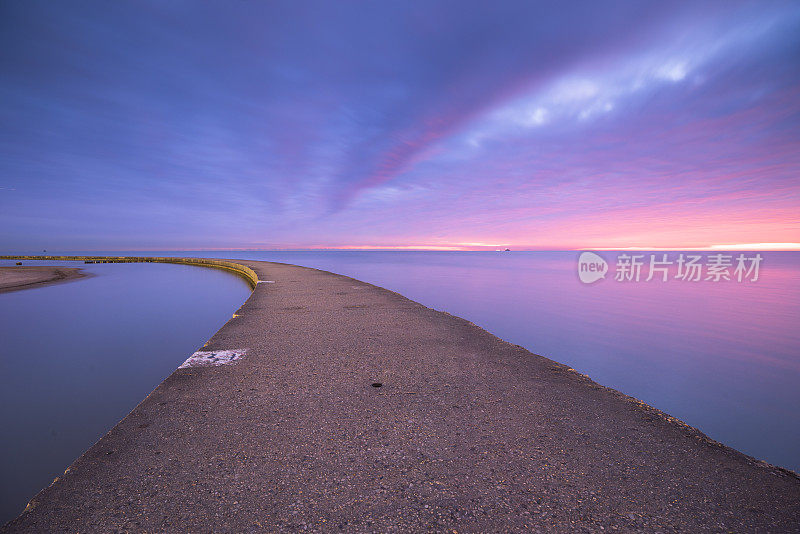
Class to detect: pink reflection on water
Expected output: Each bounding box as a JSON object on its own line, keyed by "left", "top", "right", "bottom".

{"left": 565, "top": 254, "right": 800, "bottom": 374}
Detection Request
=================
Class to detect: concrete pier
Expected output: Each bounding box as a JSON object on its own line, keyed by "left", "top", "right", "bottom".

{"left": 2, "top": 258, "right": 799, "bottom": 532}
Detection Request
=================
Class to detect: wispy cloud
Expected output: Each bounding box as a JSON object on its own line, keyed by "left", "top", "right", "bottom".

{"left": 1, "top": 1, "right": 798, "bottom": 250}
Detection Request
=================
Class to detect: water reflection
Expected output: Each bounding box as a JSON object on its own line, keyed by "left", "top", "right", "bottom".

{"left": 0, "top": 260, "right": 251, "bottom": 523}
{"left": 1, "top": 250, "right": 798, "bottom": 524}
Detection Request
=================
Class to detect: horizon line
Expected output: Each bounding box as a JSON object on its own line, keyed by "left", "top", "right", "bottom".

{"left": 5, "top": 242, "right": 800, "bottom": 253}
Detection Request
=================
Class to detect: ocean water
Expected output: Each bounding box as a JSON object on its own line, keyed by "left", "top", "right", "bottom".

{"left": 0, "top": 260, "right": 251, "bottom": 523}
{"left": 1, "top": 251, "right": 798, "bottom": 522}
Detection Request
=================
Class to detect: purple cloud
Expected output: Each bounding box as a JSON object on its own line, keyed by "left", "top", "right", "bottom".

{"left": 0, "top": 1, "right": 798, "bottom": 249}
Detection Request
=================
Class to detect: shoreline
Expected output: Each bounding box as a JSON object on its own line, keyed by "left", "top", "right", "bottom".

{"left": 0, "top": 266, "right": 91, "bottom": 294}
{"left": 2, "top": 256, "right": 799, "bottom": 531}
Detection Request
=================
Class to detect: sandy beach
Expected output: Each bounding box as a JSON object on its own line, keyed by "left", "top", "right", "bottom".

{"left": 2, "top": 257, "right": 799, "bottom": 532}
{"left": 0, "top": 266, "right": 89, "bottom": 294}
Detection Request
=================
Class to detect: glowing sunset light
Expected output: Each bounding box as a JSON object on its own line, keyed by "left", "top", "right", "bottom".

{"left": 1, "top": 2, "right": 799, "bottom": 251}
{"left": 2, "top": 4, "right": 800, "bottom": 526}
{"left": 709, "top": 243, "right": 800, "bottom": 251}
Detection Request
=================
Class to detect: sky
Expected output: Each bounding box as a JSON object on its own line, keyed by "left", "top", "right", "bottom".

{"left": 1, "top": 0, "right": 799, "bottom": 251}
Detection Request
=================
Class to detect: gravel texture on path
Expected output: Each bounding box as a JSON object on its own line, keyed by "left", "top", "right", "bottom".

{"left": 4, "top": 259, "right": 799, "bottom": 532}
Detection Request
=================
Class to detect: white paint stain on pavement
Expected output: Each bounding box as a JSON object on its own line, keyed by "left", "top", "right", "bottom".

{"left": 179, "top": 349, "right": 247, "bottom": 369}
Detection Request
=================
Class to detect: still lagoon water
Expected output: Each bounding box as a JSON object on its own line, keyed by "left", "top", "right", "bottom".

{"left": 0, "top": 260, "right": 251, "bottom": 522}
{"left": 1, "top": 251, "right": 798, "bottom": 522}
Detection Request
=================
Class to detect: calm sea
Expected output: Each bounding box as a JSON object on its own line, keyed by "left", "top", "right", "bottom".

{"left": 1, "top": 251, "right": 798, "bottom": 522}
